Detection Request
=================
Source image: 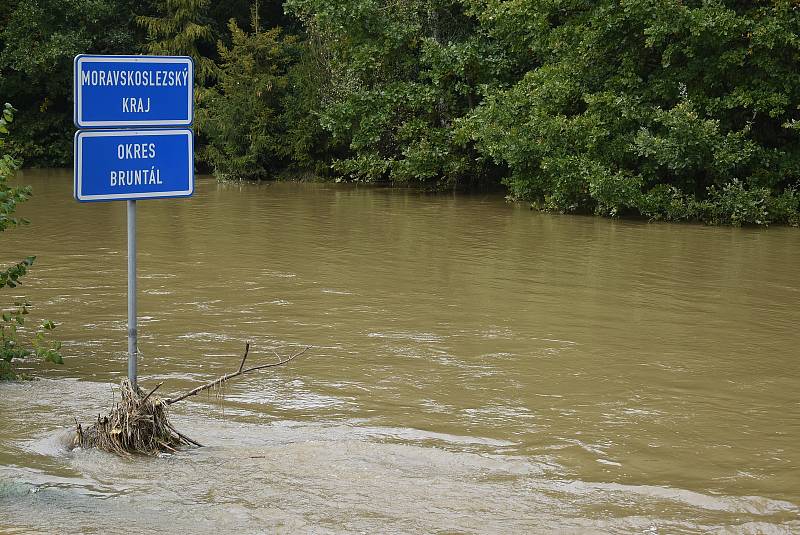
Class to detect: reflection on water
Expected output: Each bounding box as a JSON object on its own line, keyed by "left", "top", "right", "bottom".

{"left": 1, "top": 169, "right": 799, "bottom": 533}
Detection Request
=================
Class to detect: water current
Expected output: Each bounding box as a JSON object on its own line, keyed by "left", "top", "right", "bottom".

{"left": 1, "top": 170, "right": 798, "bottom": 533}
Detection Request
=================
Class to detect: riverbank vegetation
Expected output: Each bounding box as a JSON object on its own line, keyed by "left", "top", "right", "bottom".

{"left": 1, "top": 1, "right": 798, "bottom": 225}
{"left": 0, "top": 104, "right": 62, "bottom": 379}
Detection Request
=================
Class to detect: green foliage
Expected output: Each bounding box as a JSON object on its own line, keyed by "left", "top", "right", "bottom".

{"left": 1, "top": 0, "right": 799, "bottom": 225}
{"left": 1, "top": 302, "right": 63, "bottom": 366}
{"left": 462, "top": 0, "right": 800, "bottom": 224}
{"left": 0, "top": 104, "right": 30, "bottom": 241}
{"left": 0, "top": 0, "right": 147, "bottom": 166}
{"left": 138, "top": 0, "right": 217, "bottom": 85}
{"left": 0, "top": 361, "right": 15, "bottom": 380}
{"left": 0, "top": 257, "right": 35, "bottom": 290}
{"left": 279, "top": 40, "right": 335, "bottom": 176}
{"left": 0, "top": 105, "right": 62, "bottom": 378}
{"left": 0, "top": 105, "right": 32, "bottom": 233}
{"left": 285, "top": 0, "right": 501, "bottom": 188}
{"left": 637, "top": 184, "right": 696, "bottom": 222}
{"left": 702, "top": 180, "right": 800, "bottom": 227}
{"left": 197, "top": 18, "right": 297, "bottom": 179}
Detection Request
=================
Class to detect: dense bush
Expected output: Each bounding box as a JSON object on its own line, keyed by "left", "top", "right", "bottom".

{"left": 273, "top": 0, "right": 504, "bottom": 187}
{"left": 461, "top": 0, "right": 800, "bottom": 224}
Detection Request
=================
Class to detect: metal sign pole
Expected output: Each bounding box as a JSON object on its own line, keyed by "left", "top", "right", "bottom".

{"left": 127, "top": 199, "right": 137, "bottom": 388}
{"left": 73, "top": 56, "right": 194, "bottom": 388}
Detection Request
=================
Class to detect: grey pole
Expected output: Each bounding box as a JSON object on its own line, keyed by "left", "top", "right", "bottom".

{"left": 127, "top": 199, "right": 137, "bottom": 388}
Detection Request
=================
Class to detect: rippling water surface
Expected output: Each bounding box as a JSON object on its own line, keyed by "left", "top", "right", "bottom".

{"left": 1, "top": 170, "right": 799, "bottom": 533}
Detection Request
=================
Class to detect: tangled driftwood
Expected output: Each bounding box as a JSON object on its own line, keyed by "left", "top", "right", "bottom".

{"left": 72, "top": 343, "right": 309, "bottom": 455}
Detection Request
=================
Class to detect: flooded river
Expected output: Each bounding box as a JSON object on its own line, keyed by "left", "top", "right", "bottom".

{"left": 1, "top": 169, "right": 799, "bottom": 533}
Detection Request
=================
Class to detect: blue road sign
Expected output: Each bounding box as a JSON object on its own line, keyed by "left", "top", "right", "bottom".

{"left": 74, "top": 55, "right": 193, "bottom": 128}
{"left": 74, "top": 129, "right": 194, "bottom": 202}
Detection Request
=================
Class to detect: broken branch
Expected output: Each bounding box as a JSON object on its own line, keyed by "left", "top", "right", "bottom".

{"left": 165, "top": 344, "right": 310, "bottom": 405}
{"left": 141, "top": 381, "right": 163, "bottom": 405}
{"left": 238, "top": 342, "right": 251, "bottom": 372}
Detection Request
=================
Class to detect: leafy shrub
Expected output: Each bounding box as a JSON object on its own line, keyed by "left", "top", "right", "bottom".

{"left": 0, "top": 104, "right": 62, "bottom": 378}
{"left": 766, "top": 188, "right": 800, "bottom": 227}
{"left": 638, "top": 184, "right": 695, "bottom": 222}
{"left": 703, "top": 180, "right": 769, "bottom": 226}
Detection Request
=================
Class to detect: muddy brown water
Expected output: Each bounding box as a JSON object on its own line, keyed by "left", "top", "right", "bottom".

{"left": 1, "top": 169, "right": 799, "bottom": 533}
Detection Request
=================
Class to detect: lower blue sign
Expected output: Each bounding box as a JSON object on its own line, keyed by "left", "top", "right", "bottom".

{"left": 74, "top": 129, "right": 193, "bottom": 202}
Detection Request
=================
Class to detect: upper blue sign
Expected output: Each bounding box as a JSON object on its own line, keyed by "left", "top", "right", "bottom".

{"left": 74, "top": 55, "right": 194, "bottom": 128}
{"left": 74, "top": 129, "right": 194, "bottom": 202}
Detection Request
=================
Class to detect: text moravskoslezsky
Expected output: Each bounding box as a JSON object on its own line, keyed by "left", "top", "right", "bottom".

{"left": 80, "top": 68, "right": 190, "bottom": 88}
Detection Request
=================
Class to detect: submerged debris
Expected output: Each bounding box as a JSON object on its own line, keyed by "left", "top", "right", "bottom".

{"left": 73, "top": 343, "right": 309, "bottom": 456}
{"left": 74, "top": 379, "right": 196, "bottom": 455}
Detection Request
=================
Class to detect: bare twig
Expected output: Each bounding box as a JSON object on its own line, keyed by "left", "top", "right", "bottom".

{"left": 165, "top": 345, "right": 310, "bottom": 405}
{"left": 240, "top": 346, "right": 310, "bottom": 374}
{"left": 166, "top": 422, "right": 204, "bottom": 448}
{"left": 141, "top": 381, "right": 163, "bottom": 405}
{"left": 238, "top": 342, "right": 251, "bottom": 373}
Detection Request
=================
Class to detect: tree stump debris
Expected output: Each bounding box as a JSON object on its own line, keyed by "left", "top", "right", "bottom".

{"left": 73, "top": 343, "right": 309, "bottom": 455}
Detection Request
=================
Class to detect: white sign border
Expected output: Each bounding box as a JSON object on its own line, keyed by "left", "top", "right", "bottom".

{"left": 74, "top": 129, "right": 194, "bottom": 202}
{"left": 74, "top": 55, "right": 194, "bottom": 128}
